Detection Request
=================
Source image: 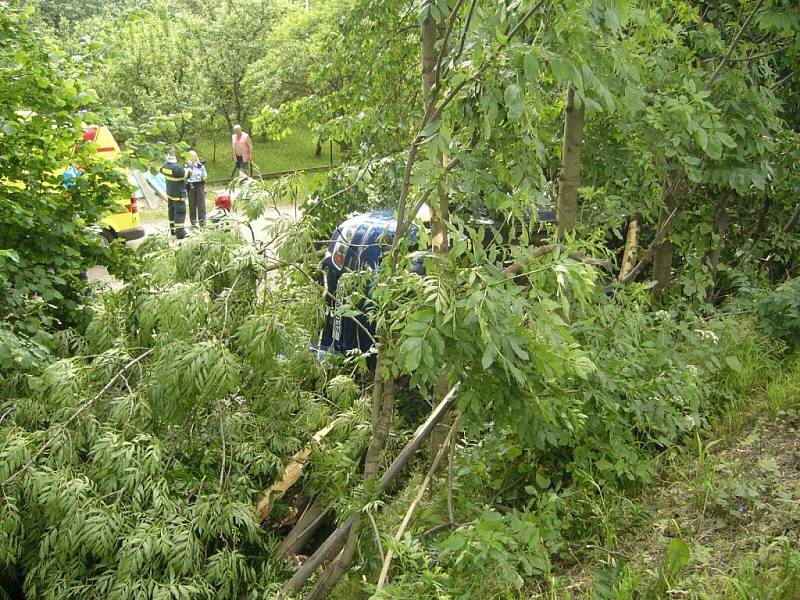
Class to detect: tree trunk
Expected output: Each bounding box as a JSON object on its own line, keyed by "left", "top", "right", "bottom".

{"left": 421, "top": 0, "right": 447, "bottom": 250}
{"left": 618, "top": 214, "right": 640, "bottom": 282}
{"left": 421, "top": 0, "right": 453, "bottom": 462}
{"left": 652, "top": 201, "right": 674, "bottom": 293}
{"left": 305, "top": 364, "right": 396, "bottom": 600}
{"left": 556, "top": 85, "right": 585, "bottom": 240}
{"left": 274, "top": 497, "right": 329, "bottom": 560}
{"left": 705, "top": 192, "right": 731, "bottom": 304}
{"left": 421, "top": 2, "right": 436, "bottom": 107}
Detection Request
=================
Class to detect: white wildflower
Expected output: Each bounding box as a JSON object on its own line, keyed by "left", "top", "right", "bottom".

{"left": 694, "top": 329, "right": 719, "bottom": 344}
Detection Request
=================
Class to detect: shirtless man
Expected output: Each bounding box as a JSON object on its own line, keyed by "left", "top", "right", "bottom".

{"left": 231, "top": 124, "right": 253, "bottom": 177}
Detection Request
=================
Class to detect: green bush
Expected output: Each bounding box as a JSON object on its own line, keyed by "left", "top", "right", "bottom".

{"left": 754, "top": 277, "right": 800, "bottom": 346}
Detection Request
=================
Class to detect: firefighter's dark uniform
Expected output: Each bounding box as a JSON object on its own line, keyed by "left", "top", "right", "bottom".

{"left": 160, "top": 159, "right": 188, "bottom": 239}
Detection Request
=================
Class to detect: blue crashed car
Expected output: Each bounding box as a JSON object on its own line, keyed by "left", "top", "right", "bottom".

{"left": 312, "top": 208, "right": 556, "bottom": 358}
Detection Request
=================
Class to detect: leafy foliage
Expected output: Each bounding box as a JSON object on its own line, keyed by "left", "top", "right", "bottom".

{"left": 0, "top": 5, "right": 132, "bottom": 374}
{"left": 0, "top": 227, "right": 371, "bottom": 597}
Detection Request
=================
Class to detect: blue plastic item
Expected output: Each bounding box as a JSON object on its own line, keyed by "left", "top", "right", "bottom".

{"left": 145, "top": 171, "right": 167, "bottom": 200}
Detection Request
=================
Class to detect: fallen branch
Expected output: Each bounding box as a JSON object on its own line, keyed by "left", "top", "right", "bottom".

{"left": 3, "top": 348, "right": 155, "bottom": 486}
{"left": 376, "top": 417, "right": 460, "bottom": 590}
{"left": 282, "top": 383, "right": 461, "bottom": 596}
{"left": 256, "top": 418, "right": 343, "bottom": 523}
{"left": 619, "top": 200, "right": 684, "bottom": 285}
{"left": 275, "top": 497, "right": 330, "bottom": 560}
{"left": 618, "top": 215, "right": 640, "bottom": 282}
{"left": 501, "top": 244, "right": 612, "bottom": 275}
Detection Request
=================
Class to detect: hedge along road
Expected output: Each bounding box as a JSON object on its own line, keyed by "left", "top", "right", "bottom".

{"left": 87, "top": 203, "right": 301, "bottom": 285}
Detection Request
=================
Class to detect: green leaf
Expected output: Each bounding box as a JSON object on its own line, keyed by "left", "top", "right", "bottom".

{"left": 523, "top": 53, "right": 539, "bottom": 86}
{"left": 596, "top": 458, "right": 613, "bottom": 471}
{"left": 482, "top": 343, "right": 497, "bottom": 370}
{"left": 439, "top": 534, "right": 466, "bottom": 552}
{"left": 724, "top": 355, "right": 743, "bottom": 373}
{"left": 663, "top": 538, "right": 690, "bottom": 580}
{"left": 550, "top": 57, "right": 581, "bottom": 89}
{"left": 717, "top": 131, "right": 737, "bottom": 148}
{"left": 504, "top": 84, "right": 525, "bottom": 122}
{"left": 695, "top": 128, "right": 708, "bottom": 152}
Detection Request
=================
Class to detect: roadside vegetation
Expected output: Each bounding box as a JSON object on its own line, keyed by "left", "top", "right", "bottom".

{"left": 2, "top": 0, "right": 800, "bottom": 599}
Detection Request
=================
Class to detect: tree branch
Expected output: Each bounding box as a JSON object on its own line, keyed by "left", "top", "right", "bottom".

{"left": 3, "top": 348, "right": 155, "bottom": 486}
{"left": 619, "top": 196, "right": 686, "bottom": 285}
{"left": 434, "top": 0, "right": 468, "bottom": 89}
{"left": 376, "top": 417, "right": 460, "bottom": 590}
{"left": 453, "top": 0, "right": 479, "bottom": 64}
{"left": 282, "top": 383, "right": 461, "bottom": 596}
{"left": 783, "top": 199, "right": 800, "bottom": 234}
{"left": 771, "top": 68, "right": 798, "bottom": 91}
{"left": 705, "top": 0, "right": 764, "bottom": 90}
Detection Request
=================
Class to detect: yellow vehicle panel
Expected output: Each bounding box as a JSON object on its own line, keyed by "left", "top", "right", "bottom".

{"left": 81, "top": 125, "right": 144, "bottom": 241}
{"left": 3, "top": 118, "right": 144, "bottom": 241}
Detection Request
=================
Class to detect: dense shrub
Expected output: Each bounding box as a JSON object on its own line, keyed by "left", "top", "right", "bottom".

{"left": 754, "top": 277, "right": 800, "bottom": 346}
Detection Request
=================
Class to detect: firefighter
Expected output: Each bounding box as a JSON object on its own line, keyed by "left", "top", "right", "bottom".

{"left": 160, "top": 152, "right": 189, "bottom": 239}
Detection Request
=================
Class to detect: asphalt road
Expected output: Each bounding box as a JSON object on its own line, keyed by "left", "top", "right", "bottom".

{"left": 87, "top": 205, "right": 300, "bottom": 285}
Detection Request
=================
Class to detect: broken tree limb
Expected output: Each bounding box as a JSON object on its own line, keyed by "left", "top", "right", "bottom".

{"left": 376, "top": 416, "right": 460, "bottom": 591}
{"left": 619, "top": 198, "right": 685, "bottom": 285}
{"left": 501, "top": 244, "right": 612, "bottom": 275}
{"left": 274, "top": 497, "right": 331, "bottom": 560}
{"left": 282, "top": 383, "right": 462, "bottom": 597}
{"left": 305, "top": 373, "right": 397, "bottom": 600}
{"left": 256, "top": 418, "right": 343, "bottom": 523}
{"left": 618, "top": 214, "right": 640, "bottom": 282}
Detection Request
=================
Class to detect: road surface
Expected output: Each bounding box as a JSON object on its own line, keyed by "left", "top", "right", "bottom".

{"left": 87, "top": 205, "right": 300, "bottom": 285}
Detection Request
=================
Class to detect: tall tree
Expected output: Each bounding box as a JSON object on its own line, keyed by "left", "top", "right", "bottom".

{"left": 556, "top": 84, "right": 585, "bottom": 239}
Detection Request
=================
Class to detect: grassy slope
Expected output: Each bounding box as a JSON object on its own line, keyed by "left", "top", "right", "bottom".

{"left": 545, "top": 356, "right": 800, "bottom": 599}
{"left": 192, "top": 126, "right": 340, "bottom": 180}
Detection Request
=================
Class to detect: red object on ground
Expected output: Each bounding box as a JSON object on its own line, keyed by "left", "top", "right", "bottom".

{"left": 215, "top": 193, "right": 232, "bottom": 210}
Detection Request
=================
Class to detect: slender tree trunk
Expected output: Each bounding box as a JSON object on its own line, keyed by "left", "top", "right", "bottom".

{"left": 421, "top": 0, "right": 453, "bottom": 463}
{"left": 305, "top": 363, "right": 396, "bottom": 600}
{"left": 784, "top": 199, "right": 800, "bottom": 233}
{"left": 705, "top": 192, "right": 731, "bottom": 303}
{"left": 618, "top": 214, "right": 640, "bottom": 282}
{"left": 421, "top": 2, "right": 436, "bottom": 105}
{"left": 652, "top": 199, "right": 675, "bottom": 293}
{"left": 421, "top": 0, "right": 447, "bottom": 251}
{"left": 556, "top": 84, "right": 585, "bottom": 240}
{"left": 751, "top": 193, "right": 770, "bottom": 244}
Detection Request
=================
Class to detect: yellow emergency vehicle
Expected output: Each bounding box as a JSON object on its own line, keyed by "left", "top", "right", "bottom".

{"left": 80, "top": 125, "right": 145, "bottom": 243}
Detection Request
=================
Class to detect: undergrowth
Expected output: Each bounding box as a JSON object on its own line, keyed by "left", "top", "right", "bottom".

{"left": 363, "top": 294, "right": 795, "bottom": 600}
{"left": 2, "top": 218, "right": 799, "bottom": 599}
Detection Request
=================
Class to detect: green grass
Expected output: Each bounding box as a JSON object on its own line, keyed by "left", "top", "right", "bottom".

{"left": 191, "top": 126, "right": 340, "bottom": 181}
{"left": 543, "top": 354, "right": 800, "bottom": 599}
